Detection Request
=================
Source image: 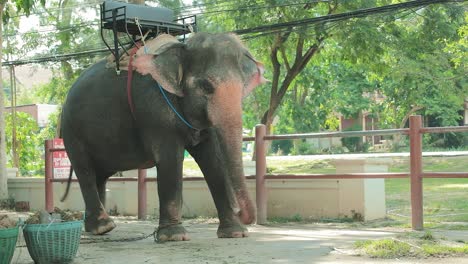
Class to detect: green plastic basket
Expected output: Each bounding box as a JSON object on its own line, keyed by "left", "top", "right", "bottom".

{"left": 0, "top": 226, "right": 19, "bottom": 264}
{"left": 23, "top": 221, "right": 82, "bottom": 264}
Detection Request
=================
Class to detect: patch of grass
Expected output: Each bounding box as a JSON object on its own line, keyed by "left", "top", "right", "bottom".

{"left": 421, "top": 244, "right": 468, "bottom": 256}
{"left": 318, "top": 217, "right": 355, "bottom": 223}
{"left": 266, "top": 159, "right": 336, "bottom": 174}
{"left": 0, "top": 197, "right": 15, "bottom": 210}
{"left": 267, "top": 214, "right": 367, "bottom": 225}
{"left": 426, "top": 223, "right": 468, "bottom": 231}
{"left": 420, "top": 231, "right": 436, "bottom": 241}
{"left": 355, "top": 233, "right": 468, "bottom": 259}
{"left": 267, "top": 213, "right": 304, "bottom": 223}
{"left": 355, "top": 239, "right": 412, "bottom": 258}
{"left": 183, "top": 158, "right": 203, "bottom": 177}
{"left": 358, "top": 218, "right": 408, "bottom": 228}
{"left": 386, "top": 177, "right": 468, "bottom": 224}
{"left": 388, "top": 156, "right": 468, "bottom": 173}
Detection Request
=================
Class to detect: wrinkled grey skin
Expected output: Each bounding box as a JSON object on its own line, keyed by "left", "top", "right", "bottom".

{"left": 61, "top": 33, "right": 265, "bottom": 242}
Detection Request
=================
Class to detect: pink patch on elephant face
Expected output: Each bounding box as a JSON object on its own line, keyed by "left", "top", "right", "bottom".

{"left": 208, "top": 81, "right": 243, "bottom": 127}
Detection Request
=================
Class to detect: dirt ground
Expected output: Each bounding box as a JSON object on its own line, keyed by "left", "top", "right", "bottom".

{"left": 7, "top": 217, "right": 468, "bottom": 264}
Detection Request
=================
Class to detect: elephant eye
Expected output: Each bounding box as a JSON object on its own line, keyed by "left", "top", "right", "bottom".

{"left": 196, "top": 78, "right": 215, "bottom": 94}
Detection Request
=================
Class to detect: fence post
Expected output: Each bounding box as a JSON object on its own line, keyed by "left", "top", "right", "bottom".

{"left": 138, "top": 169, "right": 147, "bottom": 219}
{"left": 409, "top": 115, "right": 423, "bottom": 230}
{"left": 255, "top": 124, "right": 267, "bottom": 224}
{"left": 45, "top": 140, "right": 54, "bottom": 212}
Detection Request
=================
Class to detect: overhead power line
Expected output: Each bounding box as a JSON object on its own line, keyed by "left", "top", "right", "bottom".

{"left": 2, "top": 0, "right": 464, "bottom": 66}
{"left": 6, "top": 1, "right": 323, "bottom": 38}
{"left": 233, "top": 0, "right": 464, "bottom": 35}
{"left": 2, "top": 48, "right": 109, "bottom": 66}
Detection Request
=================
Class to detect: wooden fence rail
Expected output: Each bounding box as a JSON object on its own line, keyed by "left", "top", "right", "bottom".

{"left": 45, "top": 115, "right": 468, "bottom": 230}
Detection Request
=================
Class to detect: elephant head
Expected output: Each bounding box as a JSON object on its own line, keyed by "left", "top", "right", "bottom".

{"left": 133, "top": 33, "right": 266, "bottom": 224}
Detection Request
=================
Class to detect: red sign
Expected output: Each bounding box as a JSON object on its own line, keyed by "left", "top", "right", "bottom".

{"left": 52, "top": 139, "right": 72, "bottom": 178}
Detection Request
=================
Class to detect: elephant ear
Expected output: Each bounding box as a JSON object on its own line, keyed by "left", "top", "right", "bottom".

{"left": 133, "top": 42, "right": 185, "bottom": 97}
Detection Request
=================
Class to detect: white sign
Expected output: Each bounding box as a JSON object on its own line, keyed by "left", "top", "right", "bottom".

{"left": 52, "top": 138, "right": 73, "bottom": 178}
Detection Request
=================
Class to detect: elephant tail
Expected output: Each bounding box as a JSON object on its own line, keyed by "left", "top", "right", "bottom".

{"left": 60, "top": 166, "right": 74, "bottom": 202}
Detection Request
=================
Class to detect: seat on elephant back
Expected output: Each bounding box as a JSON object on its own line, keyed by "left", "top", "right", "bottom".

{"left": 105, "top": 34, "right": 179, "bottom": 72}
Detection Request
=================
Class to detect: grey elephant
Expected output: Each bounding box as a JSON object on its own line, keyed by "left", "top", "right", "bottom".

{"left": 60, "top": 32, "right": 266, "bottom": 242}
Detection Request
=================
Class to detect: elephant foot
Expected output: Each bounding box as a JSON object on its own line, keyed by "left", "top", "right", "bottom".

{"left": 155, "top": 224, "right": 190, "bottom": 243}
{"left": 217, "top": 224, "right": 249, "bottom": 238}
{"left": 85, "top": 213, "right": 116, "bottom": 235}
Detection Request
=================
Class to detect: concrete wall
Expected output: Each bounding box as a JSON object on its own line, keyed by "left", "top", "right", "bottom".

{"left": 7, "top": 162, "right": 387, "bottom": 221}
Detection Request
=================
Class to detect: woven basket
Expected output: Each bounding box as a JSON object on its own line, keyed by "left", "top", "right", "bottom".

{"left": 0, "top": 226, "right": 19, "bottom": 264}
{"left": 23, "top": 221, "right": 82, "bottom": 264}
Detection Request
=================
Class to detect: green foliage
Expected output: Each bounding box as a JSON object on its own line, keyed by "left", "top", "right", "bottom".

{"left": 290, "top": 140, "right": 312, "bottom": 155}
{"left": 34, "top": 75, "right": 77, "bottom": 105}
{"left": 267, "top": 213, "right": 303, "bottom": 223}
{"left": 39, "top": 108, "right": 60, "bottom": 139}
{"left": 4, "top": 108, "right": 59, "bottom": 176}
{"left": 270, "top": 140, "right": 292, "bottom": 155}
{"left": 5, "top": 112, "right": 42, "bottom": 175}
{"left": 445, "top": 13, "right": 468, "bottom": 69}
{"left": 340, "top": 124, "right": 369, "bottom": 153}
{"left": 3, "top": 0, "right": 45, "bottom": 23}
{"left": 216, "top": 1, "right": 467, "bottom": 134}
{"left": 0, "top": 196, "right": 15, "bottom": 210}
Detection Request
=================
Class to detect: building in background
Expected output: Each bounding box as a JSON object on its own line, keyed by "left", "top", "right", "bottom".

{"left": 5, "top": 104, "right": 58, "bottom": 128}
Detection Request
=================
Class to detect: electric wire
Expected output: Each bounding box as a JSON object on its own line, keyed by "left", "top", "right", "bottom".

{"left": 2, "top": 0, "right": 465, "bottom": 66}
{"left": 5, "top": 0, "right": 466, "bottom": 39}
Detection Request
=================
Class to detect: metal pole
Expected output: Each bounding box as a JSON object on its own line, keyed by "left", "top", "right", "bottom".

{"left": 9, "top": 66, "right": 19, "bottom": 174}
{"left": 137, "top": 169, "right": 147, "bottom": 219}
{"left": 409, "top": 115, "right": 423, "bottom": 230}
{"left": 255, "top": 124, "right": 267, "bottom": 224}
{"left": 45, "top": 140, "right": 54, "bottom": 212}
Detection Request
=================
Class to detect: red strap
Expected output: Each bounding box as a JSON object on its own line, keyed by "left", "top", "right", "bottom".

{"left": 127, "top": 44, "right": 142, "bottom": 120}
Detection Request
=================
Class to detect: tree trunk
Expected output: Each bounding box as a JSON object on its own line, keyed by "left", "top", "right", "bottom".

{"left": 0, "top": 5, "right": 9, "bottom": 199}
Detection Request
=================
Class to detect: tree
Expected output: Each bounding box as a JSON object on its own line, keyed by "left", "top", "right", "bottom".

{"left": 5, "top": 112, "right": 42, "bottom": 175}
{"left": 197, "top": 1, "right": 339, "bottom": 131}
{"left": 196, "top": 0, "right": 466, "bottom": 138}
{"left": 197, "top": 1, "right": 409, "bottom": 132}
{"left": 1, "top": 0, "right": 45, "bottom": 199}
{"left": 23, "top": 0, "right": 101, "bottom": 104}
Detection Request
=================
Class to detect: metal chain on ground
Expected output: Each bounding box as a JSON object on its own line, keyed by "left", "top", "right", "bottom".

{"left": 79, "top": 231, "right": 156, "bottom": 244}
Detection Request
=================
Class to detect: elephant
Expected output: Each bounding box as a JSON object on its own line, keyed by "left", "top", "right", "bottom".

{"left": 60, "top": 32, "right": 266, "bottom": 242}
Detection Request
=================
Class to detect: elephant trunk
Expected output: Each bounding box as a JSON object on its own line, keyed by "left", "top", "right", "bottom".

{"left": 217, "top": 124, "right": 256, "bottom": 225}
{"left": 209, "top": 82, "right": 256, "bottom": 225}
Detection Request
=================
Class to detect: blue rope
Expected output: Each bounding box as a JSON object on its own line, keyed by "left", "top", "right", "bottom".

{"left": 158, "top": 83, "right": 198, "bottom": 130}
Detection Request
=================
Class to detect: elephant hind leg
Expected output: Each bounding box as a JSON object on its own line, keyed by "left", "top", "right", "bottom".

{"left": 96, "top": 171, "right": 114, "bottom": 208}
{"left": 66, "top": 140, "right": 115, "bottom": 235}
{"left": 75, "top": 166, "right": 116, "bottom": 235}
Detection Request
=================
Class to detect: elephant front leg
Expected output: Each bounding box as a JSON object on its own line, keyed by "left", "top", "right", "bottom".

{"left": 187, "top": 130, "right": 250, "bottom": 239}
{"left": 155, "top": 148, "right": 190, "bottom": 242}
